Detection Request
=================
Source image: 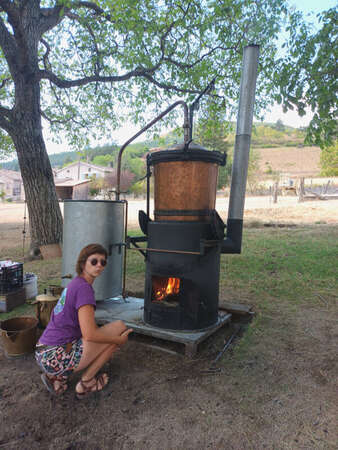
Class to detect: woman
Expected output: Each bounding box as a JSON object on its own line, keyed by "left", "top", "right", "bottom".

{"left": 35, "top": 243, "right": 132, "bottom": 398}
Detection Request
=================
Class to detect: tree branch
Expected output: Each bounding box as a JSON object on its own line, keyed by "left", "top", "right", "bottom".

{"left": 40, "top": 39, "right": 51, "bottom": 70}
{"left": 37, "top": 65, "right": 158, "bottom": 87}
{"left": 164, "top": 45, "right": 237, "bottom": 70}
{"left": 0, "top": 0, "right": 15, "bottom": 15}
{"left": 0, "top": 16, "right": 19, "bottom": 74}
{"left": 0, "top": 104, "right": 13, "bottom": 133}
{"left": 39, "top": 4, "right": 67, "bottom": 35}
{"left": 65, "top": 11, "right": 103, "bottom": 76}
{"left": 0, "top": 77, "right": 11, "bottom": 90}
{"left": 69, "top": 1, "right": 114, "bottom": 21}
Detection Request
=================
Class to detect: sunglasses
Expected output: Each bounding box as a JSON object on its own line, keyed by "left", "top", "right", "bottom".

{"left": 89, "top": 258, "right": 107, "bottom": 267}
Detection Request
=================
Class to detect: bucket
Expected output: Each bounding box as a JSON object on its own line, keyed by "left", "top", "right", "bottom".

{"left": 0, "top": 316, "right": 38, "bottom": 357}
{"left": 23, "top": 273, "right": 38, "bottom": 299}
{"left": 32, "top": 293, "right": 58, "bottom": 328}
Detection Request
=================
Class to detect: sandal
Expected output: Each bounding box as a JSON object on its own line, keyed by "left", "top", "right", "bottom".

{"left": 76, "top": 373, "right": 109, "bottom": 400}
{"left": 41, "top": 373, "right": 68, "bottom": 396}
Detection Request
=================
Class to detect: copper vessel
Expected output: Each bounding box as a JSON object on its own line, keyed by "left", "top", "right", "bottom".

{"left": 150, "top": 143, "right": 226, "bottom": 222}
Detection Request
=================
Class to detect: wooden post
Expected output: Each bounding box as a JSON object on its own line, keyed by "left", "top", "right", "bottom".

{"left": 298, "top": 177, "right": 305, "bottom": 202}
{"left": 273, "top": 181, "right": 278, "bottom": 204}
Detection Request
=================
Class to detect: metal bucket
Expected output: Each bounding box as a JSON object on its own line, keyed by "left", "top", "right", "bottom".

{"left": 62, "top": 200, "right": 125, "bottom": 300}
{"left": 0, "top": 316, "right": 38, "bottom": 357}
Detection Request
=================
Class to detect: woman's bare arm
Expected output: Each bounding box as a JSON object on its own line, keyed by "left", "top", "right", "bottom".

{"left": 78, "top": 305, "right": 132, "bottom": 344}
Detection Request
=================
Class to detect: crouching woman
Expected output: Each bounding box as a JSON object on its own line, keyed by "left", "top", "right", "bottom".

{"left": 35, "top": 243, "right": 132, "bottom": 398}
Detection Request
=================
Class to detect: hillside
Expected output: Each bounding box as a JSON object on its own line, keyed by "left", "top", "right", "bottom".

{"left": 0, "top": 122, "right": 307, "bottom": 171}
{"left": 256, "top": 146, "right": 321, "bottom": 178}
{"left": 1, "top": 124, "right": 324, "bottom": 183}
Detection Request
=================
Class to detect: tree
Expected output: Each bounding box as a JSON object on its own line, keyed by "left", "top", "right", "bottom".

{"left": 275, "top": 7, "right": 337, "bottom": 148}
{"left": 0, "top": 0, "right": 291, "bottom": 248}
{"left": 194, "top": 115, "right": 232, "bottom": 189}
{"left": 274, "top": 119, "right": 285, "bottom": 132}
{"left": 320, "top": 142, "right": 338, "bottom": 176}
{"left": 92, "top": 154, "right": 114, "bottom": 167}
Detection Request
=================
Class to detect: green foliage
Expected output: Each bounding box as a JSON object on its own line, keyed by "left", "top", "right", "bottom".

{"left": 92, "top": 154, "right": 114, "bottom": 167}
{"left": 194, "top": 116, "right": 232, "bottom": 188}
{"left": 0, "top": 130, "right": 15, "bottom": 160}
{"left": 275, "top": 7, "right": 338, "bottom": 148}
{"left": 320, "top": 142, "right": 338, "bottom": 176}
{"left": 1, "top": 0, "right": 292, "bottom": 152}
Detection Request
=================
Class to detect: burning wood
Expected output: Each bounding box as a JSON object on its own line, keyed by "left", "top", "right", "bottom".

{"left": 153, "top": 277, "right": 180, "bottom": 302}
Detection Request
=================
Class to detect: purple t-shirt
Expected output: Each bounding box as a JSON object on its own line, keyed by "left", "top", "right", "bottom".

{"left": 39, "top": 276, "right": 96, "bottom": 345}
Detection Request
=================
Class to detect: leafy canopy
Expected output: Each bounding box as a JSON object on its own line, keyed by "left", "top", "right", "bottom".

{"left": 0, "top": 0, "right": 290, "bottom": 153}
{"left": 275, "top": 7, "right": 338, "bottom": 148}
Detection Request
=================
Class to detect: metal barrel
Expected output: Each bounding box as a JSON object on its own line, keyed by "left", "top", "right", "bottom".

{"left": 61, "top": 200, "right": 125, "bottom": 300}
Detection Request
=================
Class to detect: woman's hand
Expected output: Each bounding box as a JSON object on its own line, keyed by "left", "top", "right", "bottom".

{"left": 115, "top": 328, "right": 133, "bottom": 346}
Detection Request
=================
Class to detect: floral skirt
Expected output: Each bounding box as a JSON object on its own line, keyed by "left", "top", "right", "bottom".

{"left": 35, "top": 339, "right": 83, "bottom": 379}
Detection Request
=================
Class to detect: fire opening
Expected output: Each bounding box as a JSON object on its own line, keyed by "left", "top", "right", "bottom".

{"left": 152, "top": 276, "right": 180, "bottom": 304}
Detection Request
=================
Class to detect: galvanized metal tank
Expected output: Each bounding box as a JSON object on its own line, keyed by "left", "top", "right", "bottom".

{"left": 61, "top": 200, "right": 125, "bottom": 300}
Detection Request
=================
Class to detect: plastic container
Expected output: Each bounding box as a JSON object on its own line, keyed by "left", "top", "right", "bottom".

{"left": 0, "top": 316, "right": 38, "bottom": 357}
{"left": 23, "top": 273, "right": 38, "bottom": 299}
{"left": 0, "top": 262, "right": 23, "bottom": 294}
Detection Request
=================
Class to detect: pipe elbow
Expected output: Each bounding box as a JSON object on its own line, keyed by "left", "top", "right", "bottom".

{"left": 221, "top": 218, "right": 243, "bottom": 254}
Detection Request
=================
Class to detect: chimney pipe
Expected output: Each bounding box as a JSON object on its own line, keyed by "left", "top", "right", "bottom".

{"left": 222, "top": 44, "right": 260, "bottom": 254}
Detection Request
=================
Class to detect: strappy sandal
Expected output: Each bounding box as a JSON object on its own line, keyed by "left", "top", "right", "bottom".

{"left": 76, "top": 373, "right": 108, "bottom": 400}
{"left": 41, "top": 373, "right": 68, "bottom": 396}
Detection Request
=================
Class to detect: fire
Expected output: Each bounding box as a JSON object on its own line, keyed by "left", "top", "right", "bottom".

{"left": 154, "top": 277, "right": 180, "bottom": 301}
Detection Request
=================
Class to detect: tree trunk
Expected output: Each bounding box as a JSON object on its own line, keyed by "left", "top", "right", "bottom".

{"left": 11, "top": 82, "right": 63, "bottom": 248}
{"left": 12, "top": 123, "right": 63, "bottom": 248}
{"left": 0, "top": 1, "right": 63, "bottom": 249}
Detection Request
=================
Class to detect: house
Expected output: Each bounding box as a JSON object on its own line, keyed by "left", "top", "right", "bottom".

{"left": 54, "top": 178, "right": 90, "bottom": 201}
{"left": 54, "top": 161, "right": 114, "bottom": 181}
{"left": 0, "top": 169, "right": 25, "bottom": 201}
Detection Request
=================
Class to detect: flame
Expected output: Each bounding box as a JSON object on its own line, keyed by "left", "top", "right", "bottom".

{"left": 154, "top": 277, "right": 180, "bottom": 301}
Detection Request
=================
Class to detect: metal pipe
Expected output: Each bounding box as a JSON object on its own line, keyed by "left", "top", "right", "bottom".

{"left": 127, "top": 247, "right": 202, "bottom": 256}
{"left": 222, "top": 44, "right": 260, "bottom": 254}
{"left": 116, "top": 101, "right": 189, "bottom": 200}
{"left": 188, "top": 77, "right": 216, "bottom": 140}
{"left": 122, "top": 200, "right": 128, "bottom": 299}
{"left": 146, "top": 154, "right": 151, "bottom": 220}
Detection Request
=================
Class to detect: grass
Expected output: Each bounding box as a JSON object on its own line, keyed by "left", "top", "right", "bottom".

{"left": 1, "top": 224, "right": 337, "bottom": 344}
{"left": 220, "top": 226, "right": 338, "bottom": 311}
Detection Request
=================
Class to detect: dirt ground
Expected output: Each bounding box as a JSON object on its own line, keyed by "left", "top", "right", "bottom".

{"left": 0, "top": 198, "right": 337, "bottom": 449}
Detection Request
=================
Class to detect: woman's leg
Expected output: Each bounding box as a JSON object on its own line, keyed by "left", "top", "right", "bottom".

{"left": 74, "top": 320, "right": 127, "bottom": 393}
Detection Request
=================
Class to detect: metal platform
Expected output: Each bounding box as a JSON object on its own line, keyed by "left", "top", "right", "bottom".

{"left": 95, "top": 296, "right": 231, "bottom": 357}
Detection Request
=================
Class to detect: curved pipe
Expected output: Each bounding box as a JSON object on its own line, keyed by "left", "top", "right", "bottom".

{"left": 116, "top": 101, "right": 189, "bottom": 200}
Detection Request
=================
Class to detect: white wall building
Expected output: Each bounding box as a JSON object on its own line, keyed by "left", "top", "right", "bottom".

{"left": 54, "top": 161, "right": 114, "bottom": 181}
{"left": 0, "top": 169, "right": 25, "bottom": 201}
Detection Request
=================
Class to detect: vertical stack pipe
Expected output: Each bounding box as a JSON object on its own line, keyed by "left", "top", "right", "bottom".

{"left": 222, "top": 44, "right": 260, "bottom": 254}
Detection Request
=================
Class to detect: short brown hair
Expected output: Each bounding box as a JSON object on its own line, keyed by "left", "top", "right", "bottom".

{"left": 76, "top": 243, "right": 108, "bottom": 275}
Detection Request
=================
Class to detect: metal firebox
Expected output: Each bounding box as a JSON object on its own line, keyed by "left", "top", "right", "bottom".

{"left": 94, "top": 45, "right": 259, "bottom": 347}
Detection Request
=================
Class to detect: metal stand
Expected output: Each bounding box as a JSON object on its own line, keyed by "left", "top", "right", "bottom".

{"left": 95, "top": 297, "right": 231, "bottom": 357}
